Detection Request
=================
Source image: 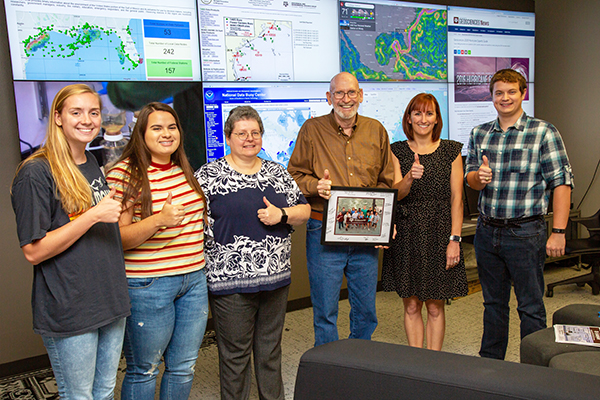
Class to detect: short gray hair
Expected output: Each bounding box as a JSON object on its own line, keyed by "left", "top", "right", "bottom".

{"left": 223, "top": 106, "right": 264, "bottom": 138}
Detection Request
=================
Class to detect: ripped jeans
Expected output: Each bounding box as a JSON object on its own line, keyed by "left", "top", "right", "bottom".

{"left": 121, "top": 269, "right": 209, "bottom": 400}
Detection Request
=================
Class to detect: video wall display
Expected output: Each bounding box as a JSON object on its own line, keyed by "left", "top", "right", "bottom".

{"left": 3, "top": 0, "right": 535, "bottom": 164}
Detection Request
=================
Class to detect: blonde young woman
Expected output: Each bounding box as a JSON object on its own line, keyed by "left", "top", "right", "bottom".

{"left": 106, "top": 102, "right": 208, "bottom": 400}
{"left": 381, "top": 93, "right": 468, "bottom": 351}
{"left": 11, "top": 84, "right": 130, "bottom": 399}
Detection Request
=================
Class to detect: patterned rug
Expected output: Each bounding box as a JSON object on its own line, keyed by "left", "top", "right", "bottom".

{"left": 0, "top": 368, "right": 58, "bottom": 400}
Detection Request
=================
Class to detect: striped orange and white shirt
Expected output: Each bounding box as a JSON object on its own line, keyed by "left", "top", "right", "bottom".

{"left": 106, "top": 160, "right": 205, "bottom": 278}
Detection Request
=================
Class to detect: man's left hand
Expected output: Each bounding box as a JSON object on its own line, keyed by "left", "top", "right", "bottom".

{"left": 546, "top": 233, "right": 566, "bottom": 258}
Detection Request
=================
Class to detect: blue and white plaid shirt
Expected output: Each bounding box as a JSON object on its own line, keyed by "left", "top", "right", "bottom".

{"left": 465, "top": 112, "right": 574, "bottom": 219}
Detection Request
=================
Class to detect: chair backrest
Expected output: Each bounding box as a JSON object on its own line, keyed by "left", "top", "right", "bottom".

{"left": 578, "top": 209, "right": 600, "bottom": 240}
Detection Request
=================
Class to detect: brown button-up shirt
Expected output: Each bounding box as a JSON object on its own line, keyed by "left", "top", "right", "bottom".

{"left": 288, "top": 111, "right": 394, "bottom": 212}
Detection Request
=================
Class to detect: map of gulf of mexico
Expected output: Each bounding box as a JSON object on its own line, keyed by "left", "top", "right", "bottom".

{"left": 19, "top": 12, "right": 145, "bottom": 80}
{"left": 341, "top": 7, "right": 447, "bottom": 81}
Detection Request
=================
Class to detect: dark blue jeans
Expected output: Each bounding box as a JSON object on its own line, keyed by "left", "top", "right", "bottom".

{"left": 474, "top": 218, "right": 547, "bottom": 360}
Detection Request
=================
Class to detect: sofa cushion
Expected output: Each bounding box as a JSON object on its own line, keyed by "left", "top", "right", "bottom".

{"left": 520, "top": 327, "right": 600, "bottom": 366}
{"left": 549, "top": 351, "right": 600, "bottom": 376}
{"left": 294, "top": 339, "right": 600, "bottom": 400}
{"left": 552, "top": 303, "right": 600, "bottom": 326}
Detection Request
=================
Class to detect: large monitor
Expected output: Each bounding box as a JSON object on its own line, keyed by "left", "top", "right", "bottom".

{"left": 202, "top": 81, "right": 449, "bottom": 167}
{"left": 446, "top": 6, "right": 535, "bottom": 152}
{"left": 340, "top": 0, "right": 447, "bottom": 81}
{"left": 202, "top": 82, "right": 330, "bottom": 165}
{"left": 4, "top": 0, "right": 202, "bottom": 81}
{"left": 197, "top": 0, "right": 340, "bottom": 82}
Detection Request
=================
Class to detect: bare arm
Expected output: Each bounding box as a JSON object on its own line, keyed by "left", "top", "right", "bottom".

{"left": 22, "top": 189, "right": 122, "bottom": 265}
{"left": 118, "top": 192, "right": 186, "bottom": 250}
{"left": 393, "top": 153, "right": 423, "bottom": 200}
{"left": 546, "top": 185, "right": 572, "bottom": 258}
{"left": 446, "top": 155, "right": 464, "bottom": 269}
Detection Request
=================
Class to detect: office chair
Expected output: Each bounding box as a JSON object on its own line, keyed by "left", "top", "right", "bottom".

{"left": 546, "top": 209, "right": 600, "bottom": 297}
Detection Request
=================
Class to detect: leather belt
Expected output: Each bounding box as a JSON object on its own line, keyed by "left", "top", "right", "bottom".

{"left": 310, "top": 210, "right": 323, "bottom": 221}
{"left": 480, "top": 214, "right": 543, "bottom": 228}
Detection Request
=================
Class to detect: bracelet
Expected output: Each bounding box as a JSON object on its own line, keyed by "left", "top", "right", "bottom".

{"left": 552, "top": 228, "right": 566, "bottom": 234}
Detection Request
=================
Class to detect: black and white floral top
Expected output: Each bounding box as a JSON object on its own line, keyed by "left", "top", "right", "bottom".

{"left": 195, "top": 158, "right": 307, "bottom": 295}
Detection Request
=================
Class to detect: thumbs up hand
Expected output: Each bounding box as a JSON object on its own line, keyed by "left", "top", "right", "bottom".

{"left": 158, "top": 191, "right": 186, "bottom": 227}
{"left": 317, "top": 168, "right": 332, "bottom": 200}
{"left": 409, "top": 153, "right": 424, "bottom": 180}
{"left": 93, "top": 187, "right": 122, "bottom": 223}
{"left": 478, "top": 155, "right": 493, "bottom": 185}
{"left": 258, "top": 196, "right": 283, "bottom": 226}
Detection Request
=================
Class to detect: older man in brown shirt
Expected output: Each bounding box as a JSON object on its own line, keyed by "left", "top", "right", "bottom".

{"left": 288, "top": 72, "right": 394, "bottom": 346}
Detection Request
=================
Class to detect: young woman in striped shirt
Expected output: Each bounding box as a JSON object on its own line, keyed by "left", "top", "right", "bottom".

{"left": 106, "top": 102, "right": 208, "bottom": 400}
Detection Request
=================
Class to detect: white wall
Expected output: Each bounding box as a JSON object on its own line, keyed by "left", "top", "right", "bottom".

{"left": 535, "top": 0, "right": 600, "bottom": 217}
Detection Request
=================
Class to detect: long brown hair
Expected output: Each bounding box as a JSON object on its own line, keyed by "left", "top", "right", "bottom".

{"left": 111, "top": 102, "right": 205, "bottom": 218}
{"left": 14, "top": 84, "right": 101, "bottom": 214}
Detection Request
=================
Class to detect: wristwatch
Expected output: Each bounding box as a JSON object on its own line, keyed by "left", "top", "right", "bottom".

{"left": 552, "top": 228, "right": 566, "bottom": 234}
{"left": 280, "top": 208, "right": 288, "bottom": 224}
{"left": 449, "top": 235, "right": 462, "bottom": 243}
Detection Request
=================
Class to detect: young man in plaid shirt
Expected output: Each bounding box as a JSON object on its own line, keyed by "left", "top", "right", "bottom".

{"left": 465, "top": 68, "right": 574, "bottom": 360}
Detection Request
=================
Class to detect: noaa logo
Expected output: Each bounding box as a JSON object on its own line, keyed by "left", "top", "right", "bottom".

{"left": 205, "top": 91, "right": 215, "bottom": 101}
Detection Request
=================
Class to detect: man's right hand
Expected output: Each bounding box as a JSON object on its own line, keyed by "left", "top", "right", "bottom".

{"left": 317, "top": 169, "right": 332, "bottom": 200}
{"left": 477, "top": 155, "right": 493, "bottom": 185}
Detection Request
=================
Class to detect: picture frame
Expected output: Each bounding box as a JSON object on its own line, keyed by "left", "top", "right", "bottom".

{"left": 321, "top": 186, "right": 398, "bottom": 246}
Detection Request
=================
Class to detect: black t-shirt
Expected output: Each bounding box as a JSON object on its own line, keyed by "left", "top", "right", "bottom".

{"left": 11, "top": 152, "right": 130, "bottom": 337}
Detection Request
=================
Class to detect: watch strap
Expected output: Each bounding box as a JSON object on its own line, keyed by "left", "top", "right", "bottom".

{"left": 280, "top": 208, "right": 288, "bottom": 224}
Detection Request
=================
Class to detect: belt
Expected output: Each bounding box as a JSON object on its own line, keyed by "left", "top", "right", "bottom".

{"left": 310, "top": 210, "right": 323, "bottom": 221}
{"left": 480, "top": 214, "right": 543, "bottom": 228}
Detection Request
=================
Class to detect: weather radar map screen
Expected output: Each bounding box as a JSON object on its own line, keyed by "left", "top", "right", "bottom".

{"left": 339, "top": 0, "right": 447, "bottom": 81}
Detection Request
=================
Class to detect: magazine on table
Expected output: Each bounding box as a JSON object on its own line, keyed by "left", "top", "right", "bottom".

{"left": 554, "top": 324, "right": 600, "bottom": 347}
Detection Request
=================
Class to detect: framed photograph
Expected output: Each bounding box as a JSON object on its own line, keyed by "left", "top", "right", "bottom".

{"left": 321, "top": 186, "right": 398, "bottom": 246}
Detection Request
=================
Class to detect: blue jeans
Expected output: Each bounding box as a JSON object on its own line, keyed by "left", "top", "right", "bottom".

{"left": 42, "top": 317, "right": 126, "bottom": 400}
{"left": 306, "top": 218, "right": 379, "bottom": 347}
{"left": 121, "top": 269, "right": 209, "bottom": 400}
{"left": 474, "top": 218, "right": 547, "bottom": 360}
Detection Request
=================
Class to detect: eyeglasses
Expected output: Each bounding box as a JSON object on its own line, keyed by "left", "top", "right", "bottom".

{"left": 232, "top": 131, "right": 262, "bottom": 140}
{"left": 332, "top": 90, "right": 359, "bottom": 99}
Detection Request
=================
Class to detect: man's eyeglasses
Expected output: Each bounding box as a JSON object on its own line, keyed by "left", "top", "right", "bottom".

{"left": 332, "top": 90, "right": 359, "bottom": 99}
{"left": 232, "top": 131, "right": 262, "bottom": 140}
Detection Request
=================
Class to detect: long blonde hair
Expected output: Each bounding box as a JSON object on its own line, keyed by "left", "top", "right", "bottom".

{"left": 15, "top": 84, "right": 102, "bottom": 214}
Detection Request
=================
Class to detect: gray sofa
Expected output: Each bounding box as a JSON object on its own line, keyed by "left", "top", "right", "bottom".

{"left": 294, "top": 339, "right": 600, "bottom": 400}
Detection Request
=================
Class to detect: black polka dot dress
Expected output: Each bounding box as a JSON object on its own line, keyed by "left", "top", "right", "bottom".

{"left": 382, "top": 140, "right": 468, "bottom": 301}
